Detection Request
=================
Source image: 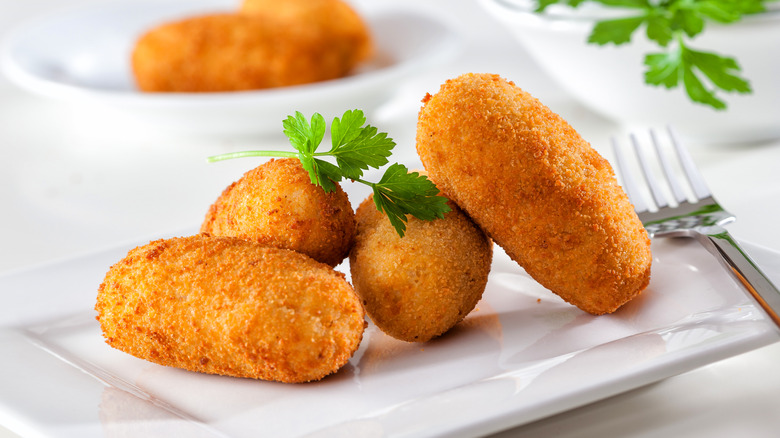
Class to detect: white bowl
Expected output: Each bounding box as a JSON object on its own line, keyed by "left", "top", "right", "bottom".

{"left": 478, "top": 0, "right": 780, "bottom": 144}
{"left": 0, "top": 0, "right": 459, "bottom": 138}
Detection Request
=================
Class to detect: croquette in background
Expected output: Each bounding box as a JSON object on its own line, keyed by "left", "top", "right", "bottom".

{"left": 240, "top": 0, "right": 373, "bottom": 65}
{"left": 132, "top": 0, "right": 372, "bottom": 92}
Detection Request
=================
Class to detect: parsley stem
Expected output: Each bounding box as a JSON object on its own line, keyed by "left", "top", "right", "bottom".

{"left": 353, "top": 178, "right": 374, "bottom": 187}
{"left": 207, "top": 150, "right": 298, "bottom": 163}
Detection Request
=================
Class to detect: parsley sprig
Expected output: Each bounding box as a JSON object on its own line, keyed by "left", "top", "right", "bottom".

{"left": 534, "top": 0, "right": 774, "bottom": 109}
{"left": 208, "top": 110, "right": 451, "bottom": 237}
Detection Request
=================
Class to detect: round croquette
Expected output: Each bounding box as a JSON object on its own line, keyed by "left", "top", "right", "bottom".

{"left": 349, "top": 195, "right": 492, "bottom": 342}
{"left": 201, "top": 158, "right": 355, "bottom": 267}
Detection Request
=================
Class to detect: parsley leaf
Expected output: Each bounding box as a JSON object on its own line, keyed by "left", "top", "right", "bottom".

{"left": 597, "top": 0, "right": 650, "bottom": 8}
{"left": 645, "top": 13, "right": 674, "bottom": 46}
{"left": 207, "top": 109, "right": 450, "bottom": 237}
{"left": 282, "top": 111, "right": 342, "bottom": 191}
{"left": 685, "top": 47, "right": 751, "bottom": 94}
{"left": 644, "top": 38, "right": 751, "bottom": 110}
{"left": 696, "top": 0, "right": 767, "bottom": 22}
{"left": 644, "top": 49, "right": 682, "bottom": 88}
{"left": 370, "top": 164, "right": 451, "bottom": 237}
{"left": 531, "top": 0, "right": 770, "bottom": 110}
{"left": 672, "top": 8, "right": 706, "bottom": 38}
{"left": 535, "top": 0, "right": 590, "bottom": 12}
{"left": 299, "top": 156, "right": 343, "bottom": 192}
{"left": 329, "top": 109, "right": 394, "bottom": 180}
{"left": 283, "top": 111, "right": 325, "bottom": 156}
{"left": 588, "top": 15, "right": 646, "bottom": 45}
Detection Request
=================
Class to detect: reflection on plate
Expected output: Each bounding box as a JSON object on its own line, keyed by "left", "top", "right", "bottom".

{"left": 0, "top": 0, "right": 459, "bottom": 137}
{"left": 1, "top": 236, "right": 778, "bottom": 437}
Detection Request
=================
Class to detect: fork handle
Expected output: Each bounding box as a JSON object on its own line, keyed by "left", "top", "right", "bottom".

{"left": 697, "top": 228, "right": 780, "bottom": 328}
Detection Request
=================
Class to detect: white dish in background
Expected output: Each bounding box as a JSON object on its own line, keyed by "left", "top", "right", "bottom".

{"left": 0, "top": 0, "right": 459, "bottom": 137}
{"left": 477, "top": 0, "right": 780, "bottom": 144}
{"left": 1, "top": 235, "right": 779, "bottom": 437}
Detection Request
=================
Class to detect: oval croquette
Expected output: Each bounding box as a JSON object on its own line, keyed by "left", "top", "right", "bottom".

{"left": 131, "top": 11, "right": 369, "bottom": 92}
{"left": 415, "top": 73, "right": 652, "bottom": 315}
{"left": 95, "top": 235, "right": 366, "bottom": 383}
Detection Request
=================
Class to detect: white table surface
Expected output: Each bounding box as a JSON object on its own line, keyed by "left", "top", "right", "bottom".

{"left": 2, "top": 0, "right": 780, "bottom": 437}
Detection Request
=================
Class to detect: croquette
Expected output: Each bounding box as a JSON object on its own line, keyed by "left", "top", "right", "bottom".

{"left": 131, "top": 10, "right": 369, "bottom": 92}
{"left": 415, "top": 73, "right": 652, "bottom": 315}
{"left": 241, "top": 0, "right": 373, "bottom": 65}
{"left": 95, "top": 235, "right": 366, "bottom": 383}
{"left": 201, "top": 158, "right": 355, "bottom": 267}
{"left": 349, "top": 195, "right": 492, "bottom": 342}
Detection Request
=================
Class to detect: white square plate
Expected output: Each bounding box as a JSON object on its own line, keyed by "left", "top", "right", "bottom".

{"left": 1, "top": 236, "right": 779, "bottom": 437}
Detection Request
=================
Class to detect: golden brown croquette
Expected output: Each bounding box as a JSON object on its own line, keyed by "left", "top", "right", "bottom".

{"left": 240, "top": 0, "right": 373, "bottom": 66}
{"left": 201, "top": 158, "right": 355, "bottom": 267}
{"left": 95, "top": 235, "right": 366, "bottom": 383}
{"left": 350, "top": 195, "right": 492, "bottom": 342}
{"left": 131, "top": 7, "right": 371, "bottom": 92}
{"left": 415, "top": 73, "right": 652, "bottom": 315}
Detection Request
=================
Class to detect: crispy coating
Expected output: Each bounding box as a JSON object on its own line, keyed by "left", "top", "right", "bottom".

{"left": 241, "top": 0, "right": 373, "bottom": 65}
{"left": 131, "top": 10, "right": 370, "bottom": 92}
{"left": 349, "top": 195, "right": 492, "bottom": 342}
{"left": 415, "top": 73, "right": 652, "bottom": 315}
{"left": 95, "top": 235, "right": 366, "bottom": 383}
{"left": 201, "top": 158, "right": 355, "bottom": 267}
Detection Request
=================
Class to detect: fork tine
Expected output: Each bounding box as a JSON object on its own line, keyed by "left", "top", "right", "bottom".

{"left": 668, "top": 126, "right": 712, "bottom": 200}
{"left": 612, "top": 136, "right": 649, "bottom": 213}
{"left": 650, "top": 129, "right": 688, "bottom": 205}
{"left": 631, "top": 132, "right": 669, "bottom": 209}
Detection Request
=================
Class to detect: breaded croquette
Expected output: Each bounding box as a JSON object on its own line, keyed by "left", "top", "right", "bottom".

{"left": 416, "top": 73, "right": 652, "bottom": 315}
{"left": 131, "top": 11, "right": 369, "bottom": 92}
{"left": 349, "top": 195, "right": 492, "bottom": 342}
{"left": 241, "top": 0, "right": 373, "bottom": 66}
{"left": 95, "top": 235, "right": 366, "bottom": 383}
{"left": 201, "top": 158, "right": 355, "bottom": 267}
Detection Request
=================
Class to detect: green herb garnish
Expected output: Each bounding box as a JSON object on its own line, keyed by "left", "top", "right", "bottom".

{"left": 208, "top": 109, "right": 451, "bottom": 237}
{"left": 534, "top": 0, "right": 774, "bottom": 110}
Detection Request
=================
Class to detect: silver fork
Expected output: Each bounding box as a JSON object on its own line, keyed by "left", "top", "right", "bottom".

{"left": 612, "top": 127, "right": 780, "bottom": 327}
